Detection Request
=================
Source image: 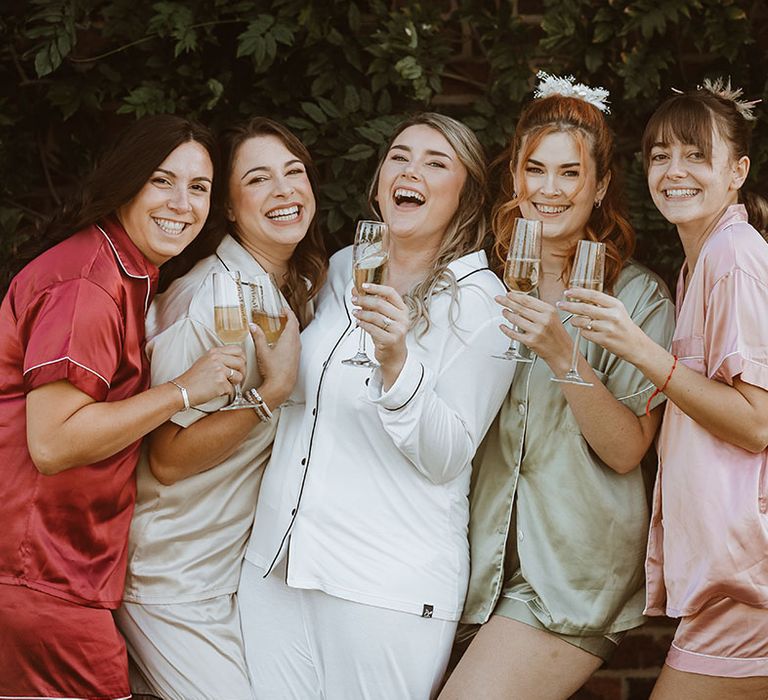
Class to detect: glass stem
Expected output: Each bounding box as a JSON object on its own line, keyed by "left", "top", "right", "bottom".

{"left": 568, "top": 329, "right": 582, "bottom": 374}
{"left": 357, "top": 327, "right": 367, "bottom": 355}
{"left": 233, "top": 382, "right": 244, "bottom": 402}
{"left": 510, "top": 325, "right": 523, "bottom": 355}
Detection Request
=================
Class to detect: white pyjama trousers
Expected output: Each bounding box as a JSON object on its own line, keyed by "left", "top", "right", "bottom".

{"left": 238, "top": 559, "right": 457, "bottom": 700}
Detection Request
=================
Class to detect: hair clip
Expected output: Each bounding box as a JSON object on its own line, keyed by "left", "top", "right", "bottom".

{"left": 698, "top": 77, "right": 761, "bottom": 121}
{"left": 533, "top": 71, "right": 611, "bottom": 114}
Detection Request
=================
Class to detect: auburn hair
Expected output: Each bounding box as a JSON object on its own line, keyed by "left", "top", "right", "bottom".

{"left": 492, "top": 94, "right": 635, "bottom": 292}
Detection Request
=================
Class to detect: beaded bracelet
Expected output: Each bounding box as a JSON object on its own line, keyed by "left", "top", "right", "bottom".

{"left": 246, "top": 388, "right": 273, "bottom": 423}
{"left": 645, "top": 354, "right": 678, "bottom": 417}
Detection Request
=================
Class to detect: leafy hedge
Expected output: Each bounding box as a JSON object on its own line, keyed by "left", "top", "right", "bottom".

{"left": 2, "top": 0, "right": 766, "bottom": 288}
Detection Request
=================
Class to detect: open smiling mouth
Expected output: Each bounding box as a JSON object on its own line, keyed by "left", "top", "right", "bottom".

{"left": 266, "top": 205, "right": 301, "bottom": 222}
{"left": 153, "top": 218, "right": 189, "bottom": 234}
{"left": 394, "top": 188, "right": 425, "bottom": 206}
{"left": 533, "top": 203, "right": 569, "bottom": 214}
{"left": 663, "top": 188, "right": 700, "bottom": 199}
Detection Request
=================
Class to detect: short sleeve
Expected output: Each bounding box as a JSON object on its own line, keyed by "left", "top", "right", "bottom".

{"left": 706, "top": 268, "right": 768, "bottom": 389}
{"left": 146, "top": 315, "right": 228, "bottom": 428}
{"left": 21, "top": 279, "right": 123, "bottom": 401}
{"left": 599, "top": 270, "right": 676, "bottom": 416}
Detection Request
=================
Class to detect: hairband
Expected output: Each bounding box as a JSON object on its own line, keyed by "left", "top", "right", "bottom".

{"left": 533, "top": 71, "right": 611, "bottom": 114}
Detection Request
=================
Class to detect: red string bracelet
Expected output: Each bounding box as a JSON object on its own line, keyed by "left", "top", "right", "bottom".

{"left": 645, "top": 354, "right": 678, "bottom": 417}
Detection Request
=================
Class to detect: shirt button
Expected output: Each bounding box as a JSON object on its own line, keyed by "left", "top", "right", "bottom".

{"left": 301, "top": 458, "right": 306, "bottom": 465}
{"left": 517, "top": 403, "right": 526, "bottom": 416}
{"left": 291, "top": 508, "right": 296, "bottom": 516}
{"left": 312, "top": 408, "right": 316, "bottom": 416}
{"left": 518, "top": 530, "right": 524, "bottom": 542}
{"left": 760, "top": 496, "right": 767, "bottom": 514}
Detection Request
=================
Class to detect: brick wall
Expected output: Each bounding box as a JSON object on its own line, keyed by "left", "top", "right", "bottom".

{"left": 571, "top": 617, "right": 678, "bottom": 700}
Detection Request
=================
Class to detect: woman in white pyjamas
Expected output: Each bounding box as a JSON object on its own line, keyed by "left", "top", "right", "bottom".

{"left": 238, "top": 113, "right": 516, "bottom": 700}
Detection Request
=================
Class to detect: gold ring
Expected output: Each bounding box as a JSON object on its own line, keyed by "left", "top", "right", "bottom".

{"left": 228, "top": 367, "right": 234, "bottom": 378}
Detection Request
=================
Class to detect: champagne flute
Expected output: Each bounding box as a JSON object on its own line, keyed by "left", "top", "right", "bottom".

{"left": 250, "top": 273, "right": 288, "bottom": 346}
{"left": 212, "top": 271, "right": 252, "bottom": 410}
{"left": 494, "top": 218, "right": 542, "bottom": 361}
{"left": 341, "top": 220, "right": 390, "bottom": 368}
{"left": 550, "top": 240, "right": 606, "bottom": 387}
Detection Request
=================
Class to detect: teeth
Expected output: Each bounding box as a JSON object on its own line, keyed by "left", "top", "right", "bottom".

{"left": 665, "top": 188, "right": 698, "bottom": 198}
{"left": 394, "top": 188, "right": 425, "bottom": 204}
{"left": 267, "top": 205, "right": 299, "bottom": 221}
{"left": 153, "top": 218, "right": 186, "bottom": 234}
{"left": 535, "top": 203, "right": 569, "bottom": 214}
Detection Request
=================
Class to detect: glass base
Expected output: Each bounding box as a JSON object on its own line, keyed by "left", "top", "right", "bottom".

{"left": 550, "top": 371, "right": 593, "bottom": 387}
{"left": 219, "top": 398, "right": 254, "bottom": 411}
{"left": 341, "top": 352, "right": 378, "bottom": 368}
{"left": 493, "top": 350, "right": 533, "bottom": 362}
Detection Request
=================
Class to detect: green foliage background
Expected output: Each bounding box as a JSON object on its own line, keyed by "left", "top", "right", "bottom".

{"left": 2, "top": 0, "right": 767, "bottom": 287}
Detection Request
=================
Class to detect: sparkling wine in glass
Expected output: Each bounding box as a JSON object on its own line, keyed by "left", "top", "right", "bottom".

{"left": 250, "top": 273, "right": 288, "bottom": 346}
{"left": 342, "top": 220, "right": 389, "bottom": 368}
{"left": 550, "top": 240, "right": 606, "bottom": 387}
{"left": 212, "top": 271, "right": 252, "bottom": 410}
{"left": 494, "top": 218, "right": 542, "bottom": 361}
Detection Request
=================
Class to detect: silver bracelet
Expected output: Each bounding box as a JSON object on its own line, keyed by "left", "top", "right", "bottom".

{"left": 246, "top": 388, "right": 273, "bottom": 423}
{"left": 169, "top": 380, "right": 190, "bottom": 411}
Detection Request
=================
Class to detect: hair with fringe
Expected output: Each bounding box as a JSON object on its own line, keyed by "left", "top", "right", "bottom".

{"left": 367, "top": 112, "right": 489, "bottom": 333}
{"left": 493, "top": 94, "right": 635, "bottom": 293}
{"left": 162, "top": 117, "right": 327, "bottom": 327}
{"left": 5, "top": 115, "right": 219, "bottom": 294}
{"left": 641, "top": 82, "right": 768, "bottom": 235}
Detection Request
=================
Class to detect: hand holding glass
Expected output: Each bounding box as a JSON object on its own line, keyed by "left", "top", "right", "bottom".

{"left": 212, "top": 271, "right": 252, "bottom": 410}
{"left": 342, "top": 220, "right": 390, "bottom": 368}
{"left": 550, "top": 240, "right": 605, "bottom": 387}
{"left": 494, "top": 218, "right": 542, "bottom": 362}
{"left": 250, "top": 273, "right": 288, "bottom": 346}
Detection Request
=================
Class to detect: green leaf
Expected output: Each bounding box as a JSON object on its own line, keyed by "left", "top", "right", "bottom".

{"left": 394, "top": 55, "right": 422, "bottom": 80}
{"left": 343, "top": 143, "right": 375, "bottom": 161}
{"left": 322, "top": 182, "right": 348, "bottom": 202}
{"left": 301, "top": 102, "right": 327, "bottom": 123}
{"left": 327, "top": 207, "right": 345, "bottom": 233}
{"left": 317, "top": 96, "right": 340, "bottom": 118}
{"left": 348, "top": 3, "right": 361, "bottom": 32}
{"left": 344, "top": 85, "right": 361, "bottom": 112}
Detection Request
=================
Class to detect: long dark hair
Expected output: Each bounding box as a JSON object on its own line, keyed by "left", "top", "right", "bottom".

{"left": 162, "top": 117, "right": 327, "bottom": 327}
{"left": 5, "top": 115, "right": 219, "bottom": 292}
{"left": 493, "top": 95, "right": 635, "bottom": 294}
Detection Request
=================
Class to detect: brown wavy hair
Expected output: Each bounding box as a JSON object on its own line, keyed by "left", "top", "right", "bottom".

{"left": 162, "top": 117, "right": 327, "bottom": 328}
{"left": 493, "top": 94, "right": 635, "bottom": 293}
{"left": 641, "top": 84, "right": 768, "bottom": 235}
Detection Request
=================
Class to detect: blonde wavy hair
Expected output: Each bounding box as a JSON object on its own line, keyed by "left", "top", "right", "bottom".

{"left": 367, "top": 113, "right": 490, "bottom": 333}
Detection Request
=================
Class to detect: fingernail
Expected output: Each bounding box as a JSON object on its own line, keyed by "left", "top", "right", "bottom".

{"left": 555, "top": 301, "right": 562, "bottom": 308}
{"left": 362, "top": 283, "right": 370, "bottom": 290}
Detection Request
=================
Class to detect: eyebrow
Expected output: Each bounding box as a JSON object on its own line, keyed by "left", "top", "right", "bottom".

{"left": 241, "top": 159, "right": 304, "bottom": 180}
{"left": 527, "top": 158, "right": 580, "bottom": 168}
{"left": 391, "top": 144, "right": 454, "bottom": 160}
{"left": 156, "top": 168, "right": 212, "bottom": 183}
